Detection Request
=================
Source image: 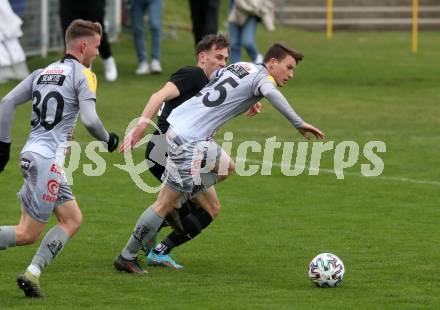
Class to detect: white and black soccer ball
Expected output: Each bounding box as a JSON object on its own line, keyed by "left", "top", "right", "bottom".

{"left": 308, "top": 253, "right": 345, "bottom": 288}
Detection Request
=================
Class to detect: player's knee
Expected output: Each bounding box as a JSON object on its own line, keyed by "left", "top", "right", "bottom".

{"left": 228, "top": 160, "right": 236, "bottom": 174}
{"left": 70, "top": 212, "right": 83, "bottom": 232}
{"left": 59, "top": 212, "right": 83, "bottom": 236}
{"left": 154, "top": 200, "right": 176, "bottom": 217}
{"left": 207, "top": 201, "right": 221, "bottom": 218}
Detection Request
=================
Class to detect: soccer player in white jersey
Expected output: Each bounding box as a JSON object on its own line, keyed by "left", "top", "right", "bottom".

{"left": 0, "top": 19, "right": 119, "bottom": 298}
{"left": 115, "top": 42, "right": 324, "bottom": 273}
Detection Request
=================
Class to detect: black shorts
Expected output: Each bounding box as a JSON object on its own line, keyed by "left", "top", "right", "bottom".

{"left": 145, "top": 129, "right": 167, "bottom": 181}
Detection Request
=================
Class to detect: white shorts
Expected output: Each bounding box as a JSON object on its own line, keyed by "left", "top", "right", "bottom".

{"left": 17, "top": 152, "right": 75, "bottom": 223}
{"left": 162, "top": 129, "right": 221, "bottom": 193}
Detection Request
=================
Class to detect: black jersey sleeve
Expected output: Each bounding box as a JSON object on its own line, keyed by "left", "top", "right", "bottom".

{"left": 169, "top": 66, "right": 207, "bottom": 95}
{"left": 157, "top": 66, "right": 209, "bottom": 131}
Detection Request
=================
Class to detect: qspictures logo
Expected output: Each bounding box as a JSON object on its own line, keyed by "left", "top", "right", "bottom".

{"left": 60, "top": 118, "right": 386, "bottom": 193}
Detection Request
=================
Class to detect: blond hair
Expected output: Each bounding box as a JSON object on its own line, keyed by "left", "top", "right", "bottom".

{"left": 65, "top": 19, "right": 102, "bottom": 46}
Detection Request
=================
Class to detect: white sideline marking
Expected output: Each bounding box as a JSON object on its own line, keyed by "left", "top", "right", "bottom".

{"left": 241, "top": 159, "right": 440, "bottom": 187}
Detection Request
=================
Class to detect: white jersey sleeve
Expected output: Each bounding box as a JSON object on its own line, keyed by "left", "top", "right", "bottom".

{"left": 253, "top": 71, "right": 304, "bottom": 128}
{"left": 75, "top": 66, "right": 98, "bottom": 102}
{"left": 0, "top": 70, "right": 42, "bottom": 143}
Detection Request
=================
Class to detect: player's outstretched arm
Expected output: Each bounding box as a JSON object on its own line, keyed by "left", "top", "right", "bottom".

{"left": 79, "top": 99, "right": 119, "bottom": 152}
{"left": 0, "top": 72, "right": 36, "bottom": 172}
{"left": 260, "top": 84, "right": 324, "bottom": 140}
{"left": 119, "top": 81, "right": 180, "bottom": 153}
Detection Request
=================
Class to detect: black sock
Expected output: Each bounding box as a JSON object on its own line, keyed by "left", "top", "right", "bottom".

{"left": 153, "top": 207, "right": 213, "bottom": 255}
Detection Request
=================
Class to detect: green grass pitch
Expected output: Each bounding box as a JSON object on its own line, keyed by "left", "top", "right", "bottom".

{"left": 1, "top": 12, "right": 439, "bottom": 310}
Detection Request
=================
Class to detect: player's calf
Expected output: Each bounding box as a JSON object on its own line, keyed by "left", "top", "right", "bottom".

{"left": 193, "top": 187, "right": 221, "bottom": 218}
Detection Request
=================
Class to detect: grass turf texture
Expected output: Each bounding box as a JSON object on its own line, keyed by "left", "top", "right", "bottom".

{"left": 0, "top": 12, "right": 439, "bottom": 310}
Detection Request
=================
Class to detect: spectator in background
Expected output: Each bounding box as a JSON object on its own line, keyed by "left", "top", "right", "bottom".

{"left": 0, "top": 0, "right": 29, "bottom": 83}
{"left": 228, "top": 0, "right": 275, "bottom": 64}
{"left": 59, "top": 0, "right": 118, "bottom": 82}
{"left": 129, "top": 0, "right": 163, "bottom": 75}
{"left": 189, "top": 0, "right": 220, "bottom": 46}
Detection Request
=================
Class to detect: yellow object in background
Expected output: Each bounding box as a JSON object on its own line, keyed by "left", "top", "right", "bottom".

{"left": 412, "top": 0, "right": 419, "bottom": 53}
{"left": 327, "top": 0, "right": 333, "bottom": 40}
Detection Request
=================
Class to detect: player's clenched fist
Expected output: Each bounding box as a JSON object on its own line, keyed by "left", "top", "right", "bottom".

{"left": 106, "top": 132, "right": 119, "bottom": 152}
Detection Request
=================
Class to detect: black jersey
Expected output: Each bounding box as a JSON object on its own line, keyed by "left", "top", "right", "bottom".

{"left": 157, "top": 66, "right": 208, "bottom": 132}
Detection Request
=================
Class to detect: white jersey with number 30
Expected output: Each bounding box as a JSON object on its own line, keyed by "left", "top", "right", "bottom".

{"left": 21, "top": 58, "right": 97, "bottom": 158}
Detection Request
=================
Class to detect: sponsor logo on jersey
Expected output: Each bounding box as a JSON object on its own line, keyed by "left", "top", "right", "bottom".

{"left": 45, "top": 68, "right": 65, "bottom": 74}
{"left": 39, "top": 65, "right": 72, "bottom": 85}
{"left": 42, "top": 65, "right": 71, "bottom": 76}
{"left": 20, "top": 158, "right": 32, "bottom": 170}
{"left": 82, "top": 68, "right": 97, "bottom": 93}
{"left": 50, "top": 164, "right": 62, "bottom": 175}
{"left": 42, "top": 194, "right": 57, "bottom": 202}
{"left": 47, "top": 179, "right": 60, "bottom": 195}
{"left": 37, "top": 74, "right": 66, "bottom": 86}
{"left": 227, "top": 64, "right": 250, "bottom": 79}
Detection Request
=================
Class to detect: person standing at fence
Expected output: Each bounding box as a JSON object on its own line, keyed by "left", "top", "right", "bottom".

{"left": 129, "top": 0, "right": 163, "bottom": 75}
{"left": 228, "top": 0, "right": 275, "bottom": 64}
{"left": 188, "top": 0, "right": 220, "bottom": 46}
{"left": 59, "top": 0, "right": 118, "bottom": 82}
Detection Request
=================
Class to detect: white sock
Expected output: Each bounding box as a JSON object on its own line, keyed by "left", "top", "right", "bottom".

{"left": 27, "top": 264, "right": 41, "bottom": 278}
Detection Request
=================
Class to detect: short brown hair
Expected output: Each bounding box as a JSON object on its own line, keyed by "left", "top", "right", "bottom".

{"left": 263, "top": 43, "right": 304, "bottom": 64}
{"left": 195, "top": 34, "right": 230, "bottom": 56}
{"left": 65, "top": 19, "right": 102, "bottom": 45}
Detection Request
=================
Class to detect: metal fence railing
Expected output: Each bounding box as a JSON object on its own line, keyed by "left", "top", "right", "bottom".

{"left": 10, "top": 0, "right": 121, "bottom": 57}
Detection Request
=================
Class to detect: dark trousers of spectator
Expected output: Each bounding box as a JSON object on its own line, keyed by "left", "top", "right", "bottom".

{"left": 189, "top": 0, "right": 220, "bottom": 46}
{"left": 59, "top": 0, "right": 112, "bottom": 59}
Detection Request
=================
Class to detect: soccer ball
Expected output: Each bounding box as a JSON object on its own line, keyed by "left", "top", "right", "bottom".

{"left": 308, "top": 253, "right": 345, "bottom": 288}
